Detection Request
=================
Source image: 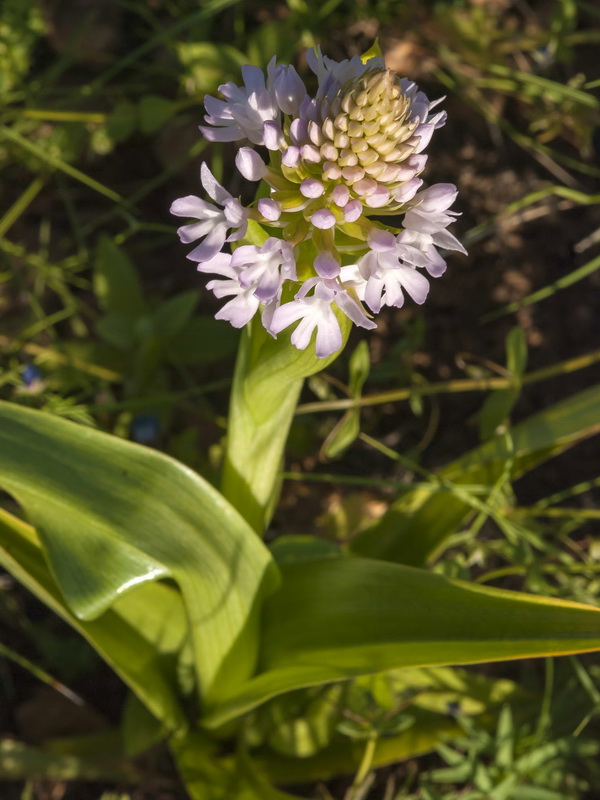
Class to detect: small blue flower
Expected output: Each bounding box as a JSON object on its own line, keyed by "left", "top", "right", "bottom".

{"left": 131, "top": 414, "right": 160, "bottom": 445}
{"left": 21, "top": 364, "right": 43, "bottom": 388}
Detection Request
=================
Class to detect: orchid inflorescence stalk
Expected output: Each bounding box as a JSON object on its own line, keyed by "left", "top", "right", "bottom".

{"left": 171, "top": 48, "right": 466, "bottom": 358}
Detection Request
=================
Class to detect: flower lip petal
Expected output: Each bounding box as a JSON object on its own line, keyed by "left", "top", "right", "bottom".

{"left": 200, "top": 162, "right": 231, "bottom": 205}
{"left": 315, "top": 252, "right": 340, "bottom": 279}
{"left": 199, "top": 124, "right": 242, "bottom": 143}
{"left": 170, "top": 195, "right": 216, "bottom": 219}
{"left": 368, "top": 229, "right": 396, "bottom": 252}
{"left": 185, "top": 225, "right": 228, "bottom": 262}
{"left": 397, "top": 265, "right": 430, "bottom": 305}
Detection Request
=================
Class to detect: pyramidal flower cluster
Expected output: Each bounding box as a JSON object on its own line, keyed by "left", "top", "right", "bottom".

{"left": 171, "top": 48, "right": 466, "bottom": 358}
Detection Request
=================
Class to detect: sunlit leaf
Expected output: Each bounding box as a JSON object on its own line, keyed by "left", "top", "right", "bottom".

{"left": 0, "top": 507, "right": 186, "bottom": 730}
{"left": 204, "top": 558, "right": 600, "bottom": 727}
{"left": 0, "top": 402, "right": 278, "bottom": 707}
{"left": 94, "top": 237, "right": 146, "bottom": 318}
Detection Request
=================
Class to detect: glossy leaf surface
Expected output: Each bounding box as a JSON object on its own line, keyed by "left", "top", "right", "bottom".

{"left": 0, "top": 508, "right": 186, "bottom": 730}
{"left": 0, "top": 401, "right": 277, "bottom": 703}
{"left": 204, "top": 558, "right": 600, "bottom": 727}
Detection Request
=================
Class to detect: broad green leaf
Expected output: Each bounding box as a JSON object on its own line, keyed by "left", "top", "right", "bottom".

{"left": 138, "top": 94, "right": 178, "bottom": 134}
{"left": 152, "top": 290, "right": 199, "bottom": 342}
{"left": 105, "top": 101, "right": 137, "bottom": 143}
{"left": 121, "top": 692, "right": 165, "bottom": 757}
{"left": 96, "top": 312, "right": 136, "bottom": 350}
{"left": 479, "top": 387, "right": 519, "bottom": 441}
{"left": 269, "top": 535, "right": 342, "bottom": 565}
{"left": 93, "top": 236, "right": 146, "bottom": 318}
{"left": 0, "top": 507, "right": 186, "bottom": 730}
{"left": 323, "top": 410, "right": 361, "bottom": 459}
{"left": 349, "top": 340, "right": 370, "bottom": 396}
{"left": 176, "top": 42, "right": 247, "bottom": 94}
{"left": 0, "top": 402, "right": 278, "bottom": 705}
{"left": 166, "top": 315, "right": 239, "bottom": 365}
{"left": 506, "top": 326, "right": 528, "bottom": 376}
{"left": 495, "top": 705, "right": 514, "bottom": 770}
{"left": 351, "top": 383, "right": 600, "bottom": 566}
{"left": 204, "top": 558, "right": 600, "bottom": 727}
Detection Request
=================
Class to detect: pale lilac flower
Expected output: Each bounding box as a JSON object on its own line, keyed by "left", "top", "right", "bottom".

{"left": 231, "top": 238, "right": 296, "bottom": 302}
{"left": 356, "top": 240, "right": 431, "bottom": 313}
{"left": 401, "top": 184, "right": 468, "bottom": 261}
{"left": 170, "top": 163, "right": 248, "bottom": 263}
{"left": 270, "top": 279, "right": 375, "bottom": 358}
{"left": 201, "top": 60, "right": 280, "bottom": 145}
{"left": 197, "top": 254, "right": 260, "bottom": 328}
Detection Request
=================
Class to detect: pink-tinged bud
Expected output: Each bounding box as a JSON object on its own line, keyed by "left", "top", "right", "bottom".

{"left": 301, "top": 144, "right": 322, "bottom": 163}
{"left": 343, "top": 199, "right": 363, "bottom": 222}
{"left": 263, "top": 121, "right": 285, "bottom": 151}
{"left": 235, "top": 147, "right": 266, "bottom": 181}
{"left": 364, "top": 185, "right": 390, "bottom": 208}
{"left": 321, "top": 143, "right": 338, "bottom": 161}
{"left": 308, "top": 121, "right": 325, "bottom": 146}
{"left": 258, "top": 198, "right": 282, "bottom": 221}
{"left": 272, "top": 64, "right": 307, "bottom": 115}
{"left": 311, "top": 209, "right": 336, "bottom": 229}
{"left": 315, "top": 251, "right": 341, "bottom": 278}
{"left": 331, "top": 184, "right": 350, "bottom": 207}
{"left": 406, "top": 154, "right": 428, "bottom": 173}
{"left": 341, "top": 166, "right": 365, "bottom": 183}
{"left": 282, "top": 146, "right": 301, "bottom": 167}
{"left": 413, "top": 183, "right": 458, "bottom": 212}
{"left": 393, "top": 178, "right": 423, "bottom": 204}
{"left": 354, "top": 178, "right": 378, "bottom": 197}
{"left": 289, "top": 118, "right": 308, "bottom": 144}
{"left": 300, "top": 178, "right": 325, "bottom": 198}
{"left": 323, "top": 161, "right": 342, "bottom": 179}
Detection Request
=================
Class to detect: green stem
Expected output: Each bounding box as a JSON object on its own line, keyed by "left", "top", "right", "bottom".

{"left": 220, "top": 316, "right": 351, "bottom": 534}
{"left": 221, "top": 328, "right": 304, "bottom": 534}
{"left": 296, "top": 347, "right": 600, "bottom": 415}
{"left": 352, "top": 735, "right": 377, "bottom": 793}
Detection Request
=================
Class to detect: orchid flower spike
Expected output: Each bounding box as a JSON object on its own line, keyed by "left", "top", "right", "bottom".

{"left": 171, "top": 48, "right": 466, "bottom": 358}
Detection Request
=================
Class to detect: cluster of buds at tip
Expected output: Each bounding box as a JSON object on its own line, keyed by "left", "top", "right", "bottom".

{"left": 171, "top": 48, "right": 466, "bottom": 358}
